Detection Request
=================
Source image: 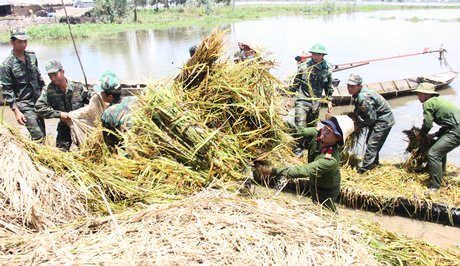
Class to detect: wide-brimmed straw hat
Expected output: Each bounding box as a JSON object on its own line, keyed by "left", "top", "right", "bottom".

{"left": 412, "top": 82, "right": 439, "bottom": 95}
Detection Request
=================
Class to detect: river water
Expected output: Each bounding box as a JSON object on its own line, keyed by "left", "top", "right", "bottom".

{"left": 1, "top": 8, "right": 460, "bottom": 165}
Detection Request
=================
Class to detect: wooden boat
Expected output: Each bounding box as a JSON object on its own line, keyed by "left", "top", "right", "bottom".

{"left": 0, "top": 71, "right": 457, "bottom": 106}
{"left": 331, "top": 70, "right": 458, "bottom": 106}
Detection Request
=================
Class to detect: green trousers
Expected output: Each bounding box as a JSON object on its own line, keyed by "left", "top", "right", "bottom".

{"left": 294, "top": 100, "right": 320, "bottom": 128}
{"left": 428, "top": 125, "right": 460, "bottom": 188}
{"left": 23, "top": 109, "right": 46, "bottom": 141}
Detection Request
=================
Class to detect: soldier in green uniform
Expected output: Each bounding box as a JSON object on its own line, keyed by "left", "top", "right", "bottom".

{"left": 95, "top": 71, "right": 137, "bottom": 152}
{"left": 289, "top": 43, "right": 334, "bottom": 156}
{"left": 289, "top": 43, "right": 334, "bottom": 128}
{"left": 0, "top": 27, "right": 46, "bottom": 141}
{"left": 347, "top": 74, "right": 395, "bottom": 174}
{"left": 35, "top": 60, "right": 95, "bottom": 151}
{"left": 413, "top": 83, "right": 460, "bottom": 192}
{"left": 254, "top": 115, "right": 355, "bottom": 212}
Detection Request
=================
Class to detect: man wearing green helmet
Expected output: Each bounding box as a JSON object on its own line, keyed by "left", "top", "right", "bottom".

{"left": 95, "top": 71, "right": 137, "bottom": 153}
{"left": 289, "top": 42, "right": 334, "bottom": 155}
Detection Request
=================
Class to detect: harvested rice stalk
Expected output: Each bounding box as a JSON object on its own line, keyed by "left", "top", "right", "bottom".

{"left": 181, "top": 47, "right": 293, "bottom": 161}
{"left": 0, "top": 124, "right": 88, "bottom": 231}
{"left": 175, "top": 29, "right": 225, "bottom": 90}
{"left": 340, "top": 164, "right": 460, "bottom": 219}
{"left": 402, "top": 126, "right": 435, "bottom": 172}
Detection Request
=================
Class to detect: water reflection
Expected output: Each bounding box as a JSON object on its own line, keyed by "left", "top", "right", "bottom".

{"left": 0, "top": 9, "right": 459, "bottom": 164}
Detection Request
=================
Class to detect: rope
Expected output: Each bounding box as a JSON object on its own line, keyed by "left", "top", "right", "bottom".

{"left": 60, "top": 0, "right": 89, "bottom": 89}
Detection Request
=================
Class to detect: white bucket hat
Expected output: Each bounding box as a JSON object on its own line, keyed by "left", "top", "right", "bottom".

{"left": 322, "top": 115, "right": 355, "bottom": 145}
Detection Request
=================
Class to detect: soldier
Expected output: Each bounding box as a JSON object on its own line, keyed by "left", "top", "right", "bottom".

{"left": 290, "top": 43, "right": 334, "bottom": 128}
{"left": 95, "top": 71, "right": 137, "bottom": 152}
{"left": 0, "top": 27, "right": 46, "bottom": 141}
{"left": 413, "top": 83, "right": 460, "bottom": 192}
{"left": 35, "top": 60, "right": 95, "bottom": 151}
{"left": 254, "top": 115, "right": 355, "bottom": 212}
{"left": 347, "top": 74, "right": 395, "bottom": 174}
{"left": 289, "top": 43, "right": 333, "bottom": 155}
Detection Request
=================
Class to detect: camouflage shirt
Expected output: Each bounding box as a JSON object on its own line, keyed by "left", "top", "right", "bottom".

{"left": 35, "top": 80, "right": 94, "bottom": 119}
{"left": 101, "top": 96, "right": 137, "bottom": 130}
{"left": 290, "top": 59, "right": 333, "bottom": 102}
{"left": 0, "top": 50, "right": 45, "bottom": 111}
{"left": 353, "top": 87, "right": 395, "bottom": 131}
{"left": 420, "top": 96, "right": 460, "bottom": 136}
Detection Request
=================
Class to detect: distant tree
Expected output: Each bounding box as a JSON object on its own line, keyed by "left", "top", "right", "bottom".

{"left": 133, "top": 0, "right": 147, "bottom": 22}
{"left": 215, "top": 0, "right": 230, "bottom": 5}
{"left": 94, "top": 0, "right": 129, "bottom": 23}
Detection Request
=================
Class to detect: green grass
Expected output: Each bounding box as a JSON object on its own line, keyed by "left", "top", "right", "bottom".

{"left": 2, "top": 3, "right": 460, "bottom": 41}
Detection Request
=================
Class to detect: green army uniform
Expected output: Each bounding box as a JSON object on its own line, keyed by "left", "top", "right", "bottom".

{"left": 290, "top": 59, "right": 333, "bottom": 128}
{"left": 419, "top": 96, "right": 460, "bottom": 188}
{"left": 272, "top": 127, "right": 341, "bottom": 212}
{"left": 35, "top": 79, "right": 94, "bottom": 151}
{"left": 353, "top": 87, "right": 395, "bottom": 173}
{"left": 100, "top": 96, "right": 137, "bottom": 149}
{"left": 1, "top": 50, "right": 46, "bottom": 141}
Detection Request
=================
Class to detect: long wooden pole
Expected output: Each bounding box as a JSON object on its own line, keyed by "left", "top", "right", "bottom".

{"left": 332, "top": 48, "right": 446, "bottom": 72}
{"left": 60, "top": 0, "right": 89, "bottom": 89}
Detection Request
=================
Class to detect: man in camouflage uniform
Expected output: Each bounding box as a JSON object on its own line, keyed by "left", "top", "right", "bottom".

{"left": 255, "top": 115, "right": 355, "bottom": 212}
{"left": 290, "top": 43, "right": 334, "bottom": 128}
{"left": 0, "top": 27, "right": 46, "bottom": 141}
{"left": 413, "top": 83, "right": 460, "bottom": 192}
{"left": 347, "top": 74, "right": 395, "bottom": 174}
{"left": 95, "top": 71, "right": 137, "bottom": 152}
{"left": 35, "top": 60, "right": 95, "bottom": 151}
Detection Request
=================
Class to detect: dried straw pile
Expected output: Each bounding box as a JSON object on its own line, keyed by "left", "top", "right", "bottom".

{"left": 0, "top": 125, "right": 88, "bottom": 232}
{"left": 0, "top": 190, "right": 377, "bottom": 265}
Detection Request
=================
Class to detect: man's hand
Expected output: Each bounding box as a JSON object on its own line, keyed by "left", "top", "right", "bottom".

{"left": 60, "top": 112, "right": 71, "bottom": 123}
{"left": 14, "top": 109, "right": 26, "bottom": 125}
{"left": 327, "top": 101, "right": 333, "bottom": 113}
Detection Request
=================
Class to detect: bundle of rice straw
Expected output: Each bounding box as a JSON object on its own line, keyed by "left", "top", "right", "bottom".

{"left": 0, "top": 124, "right": 88, "bottom": 232}
{"left": 402, "top": 126, "right": 435, "bottom": 171}
{"left": 0, "top": 190, "right": 377, "bottom": 265}
{"left": 175, "top": 29, "right": 224, "bottom": 90}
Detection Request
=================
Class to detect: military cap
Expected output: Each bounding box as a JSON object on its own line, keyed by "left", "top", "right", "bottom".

{"left": 45, "top": 60, "right": 63, "bottom": 73}
{"left": 347, "top": 74, "right": 363, "bottom": 86}
{"left": 309, "top": 43, "right": 327, "bottom": 55}
{"left": 10, "top": 27, "right": 28, "bottom": 40}
{"left": 412, "top": 82, "right": 439, "bottom": 95}
{"left": 94, "top": 71, "right": 121, "bottom": 95}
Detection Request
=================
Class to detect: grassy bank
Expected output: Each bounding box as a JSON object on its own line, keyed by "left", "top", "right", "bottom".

{"left": 7, "top": 3, "right": 460, "bottom": 41}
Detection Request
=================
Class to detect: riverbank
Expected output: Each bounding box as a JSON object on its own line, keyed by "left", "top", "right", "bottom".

{"left": 2, "top": 2, "right": 460, "bottom": 41}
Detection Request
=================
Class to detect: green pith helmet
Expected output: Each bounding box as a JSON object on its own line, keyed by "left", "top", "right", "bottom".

{"left": 309, "top": 43, "right": 327, "bottom": 55}
{"left": 94, "top": 71, "right": 121, "bottom": 95}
